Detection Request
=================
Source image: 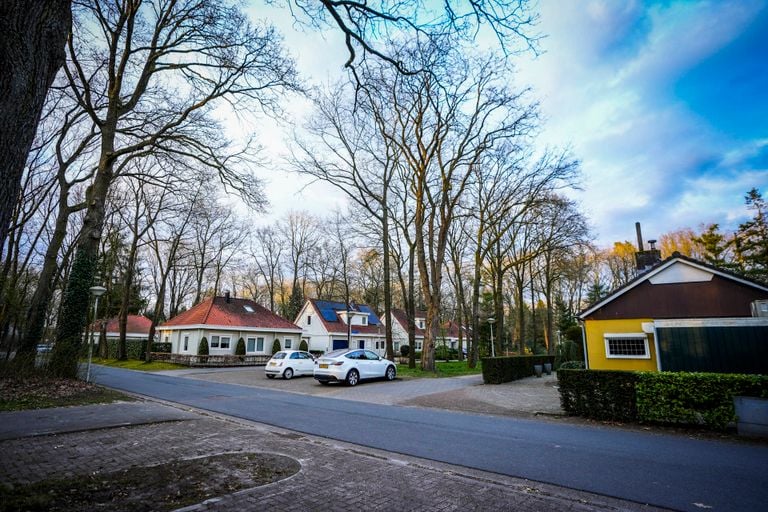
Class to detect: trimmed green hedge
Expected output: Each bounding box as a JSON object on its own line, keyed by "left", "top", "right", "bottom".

{"left": 557, "top": 370, "right": 639, "bottom": 421}
{"left": 481, "top": 355, "right": 556, "bottom": 384}
{"left": 637, "top": 372, "right": 768, "bottom": 430}
{"left": 558, "top": 369, "right": 768, "bottom": 430}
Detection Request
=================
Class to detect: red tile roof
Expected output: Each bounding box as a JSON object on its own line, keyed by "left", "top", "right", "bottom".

{"left": 91, "top": 315, "right": 152, "bottom": 334}
{"left": 161, "top": 297, "right": 301, "bottom": 330}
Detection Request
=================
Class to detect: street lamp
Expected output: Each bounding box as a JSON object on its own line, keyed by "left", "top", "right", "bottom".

{"left": 86, "top": 285, "right": 107, "bottom": 382}
{"left": 488, "top": 317, "right": 496, "bottom": 358}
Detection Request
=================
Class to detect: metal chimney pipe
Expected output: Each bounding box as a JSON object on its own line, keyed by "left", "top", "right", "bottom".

{"left": 635, "top": 222, "right": 644, "bottom": 251}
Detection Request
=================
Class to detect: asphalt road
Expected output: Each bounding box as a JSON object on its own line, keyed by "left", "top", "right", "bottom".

{"left": 92, "top": 366, "right": 768, "bottom": 512}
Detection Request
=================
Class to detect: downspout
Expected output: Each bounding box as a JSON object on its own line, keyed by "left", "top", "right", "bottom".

{"left": 580, "top": 320, "right": 589, "bottom": 369}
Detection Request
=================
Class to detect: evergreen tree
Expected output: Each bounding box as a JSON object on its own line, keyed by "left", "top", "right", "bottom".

{"left": 734, "top": 188, "right": 768, "bottom": 283}
{"left": 693, "top": 224, "right": 734, "bottom": 269}
{"left": 285, "top": 283, "right": 304, "bottom": 321}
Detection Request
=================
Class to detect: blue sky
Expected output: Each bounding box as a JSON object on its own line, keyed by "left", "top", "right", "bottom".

{"left": 243, "top": 1, "right": 768, "bottom": 248}
{"left": 518, "top": 0, "right": 768, "bottom": 245}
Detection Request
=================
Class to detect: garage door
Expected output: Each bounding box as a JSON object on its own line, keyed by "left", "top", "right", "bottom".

{"left": 332, "top": 339, "right": 348, "bottom": 350}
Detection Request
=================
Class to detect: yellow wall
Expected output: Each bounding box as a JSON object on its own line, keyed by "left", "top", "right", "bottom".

{"left": 583, "top": 318, "right": 659, "bottom": 371}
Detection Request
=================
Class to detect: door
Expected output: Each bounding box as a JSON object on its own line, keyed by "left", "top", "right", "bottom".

{"left": 358, "top": 340, "right": 365, "bottom": 349}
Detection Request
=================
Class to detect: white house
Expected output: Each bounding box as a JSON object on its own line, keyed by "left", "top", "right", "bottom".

{"left": 294, "top": 299, "right": 386, "bottom": 355}
{"left": 158, "top": 294, "right": 302, "bottom": 356}
{"left": 389, "top": 308, "right": 467, "bottom": 354}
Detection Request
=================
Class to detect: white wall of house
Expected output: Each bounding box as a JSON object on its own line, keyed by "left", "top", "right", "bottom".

{"left": 295, "top": 302, "right": 386, "bottom": 355}
{"left": 160, "top": 327, "right": 302, "bottom": 355}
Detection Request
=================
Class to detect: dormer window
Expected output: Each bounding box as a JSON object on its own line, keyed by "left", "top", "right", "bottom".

{"left": 362, "top": 317, "right": 367, "bottom": 325}
{"left": 243, "top": 305, "right": 254, "bottom": 313}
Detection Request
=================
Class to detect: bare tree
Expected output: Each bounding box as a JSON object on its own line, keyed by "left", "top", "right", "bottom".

{"left": 50, "top": 0, "right": 298, "bottom": 377}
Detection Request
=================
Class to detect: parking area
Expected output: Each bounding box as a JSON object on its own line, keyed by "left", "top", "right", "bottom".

{"left": 160, "top": 366, "right": 564, "bottom": 416}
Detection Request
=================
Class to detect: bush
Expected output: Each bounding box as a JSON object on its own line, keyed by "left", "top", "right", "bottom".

{"left": 299, "top": 339, "right": 308, "bottom": 352}
{"left": 151, "top": 342, "right": 172, "bottom": 353}
{"left": 400, "top": 345, "right": 410, "bottom": 357}
{"left": 636, "top": 372, "right": 768, "bottom": 430}
{"left": 557, "top": 370, "right": 768, "bottom": 430}
{"left": 434, "top": 345, "right": 458, "bottom": 361}
{"left": 557, "top": 369, "right": 639, "bottom": 422}
{"left": 198, "top": 337, "right": 209, "bottom": 356}
{"left": 271, "top": 338, "right": 281, "bottom": 355}
{"left": 481, "top": 355, "right": 556, "bottom": 384}
{"left": 235, "top": 337, "right": 246, "bottom": 356}
{"left": 558, "top": 360, "right": 585, "bottom": 370}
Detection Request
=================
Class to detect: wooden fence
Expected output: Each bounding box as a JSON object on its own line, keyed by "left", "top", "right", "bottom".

{"left": 150, "top": 352, "right": 271, "bottom": 367}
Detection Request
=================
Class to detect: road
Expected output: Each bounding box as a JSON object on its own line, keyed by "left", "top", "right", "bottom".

{"left": 92, "top": 365, "right": 768, "bottom": 512}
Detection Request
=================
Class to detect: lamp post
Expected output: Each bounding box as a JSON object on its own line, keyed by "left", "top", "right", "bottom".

{"left": 488, "top": 317, "right": 496, "bottom": 358}
{"left": 86, "top": 285, "right": 107, "bottom": 382}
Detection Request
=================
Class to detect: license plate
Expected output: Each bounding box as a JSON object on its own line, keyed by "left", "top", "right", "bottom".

{"left": 319, "top": 364, "right": 328, "bottom": 369}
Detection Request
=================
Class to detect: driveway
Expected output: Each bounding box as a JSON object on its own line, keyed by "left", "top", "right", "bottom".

{"left": 161, "top": 366, "right": 565, "bottom": 416}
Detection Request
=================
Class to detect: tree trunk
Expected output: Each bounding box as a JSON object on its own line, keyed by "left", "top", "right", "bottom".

{"left": 118, "top": 236, "right": 139, "bottom": 361}
{"left": 0, "top": 1, "right": 71, "bottom": 251}
{"left": 17, "top": 189, "right": 73, "bottom": 368}
{"left": 381, "top": 205, "right": 394, "bottom": 360}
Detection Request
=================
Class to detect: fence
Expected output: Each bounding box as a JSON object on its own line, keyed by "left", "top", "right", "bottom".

{"left": 150, "top": 352, "right": 271, "bottom": 367}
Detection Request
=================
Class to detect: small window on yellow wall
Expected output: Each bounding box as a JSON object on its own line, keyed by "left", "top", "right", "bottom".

{"left": 604, "top": 333, "right": 650, "bottom": 359}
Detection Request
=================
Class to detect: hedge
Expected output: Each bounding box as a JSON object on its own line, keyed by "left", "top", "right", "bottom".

{"left": 558, "top": 369, "right": 768, "bottom": 430}
{"left": 481, "top": 355, "right": 555, "bottom": 384}
{"left": 557, "top": 370, "right": 639, "bottom": 422}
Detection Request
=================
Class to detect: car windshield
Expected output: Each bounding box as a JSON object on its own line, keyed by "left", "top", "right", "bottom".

{"left": 322, "top": 349, "right": 349, "bottom": 359}
{"left": 272, "top": 352, "right": 286, "bottom": 360}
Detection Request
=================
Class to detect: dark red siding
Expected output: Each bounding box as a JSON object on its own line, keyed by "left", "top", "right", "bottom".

{"left": 586, "top": 276, "right": 768, "bottom": 320}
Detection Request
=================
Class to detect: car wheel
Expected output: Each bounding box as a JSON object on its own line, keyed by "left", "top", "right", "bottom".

{"left": 346, "top": 369, "right": 360, "bottom": 386}
{"left": 283, "top": 368, "right": 294, "bottom": 380}
{"left": 385, "top": 365, "right": 396, "bottom": 381}
{"left": 266, "top": 374, "right": 275, "bottom": 379}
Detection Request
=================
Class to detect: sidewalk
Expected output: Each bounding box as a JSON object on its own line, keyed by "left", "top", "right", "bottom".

{"left": 0, "top": 399, "right": 660, "bottom": 511}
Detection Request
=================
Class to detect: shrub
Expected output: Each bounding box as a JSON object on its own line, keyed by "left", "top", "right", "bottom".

{"left": 557, "top": 369, "right": 639, "bottom": 422}
{"left": 558, "top": 360, "right": 585, "bottom": 370}
{"left": 299, "top": 339, "right": 308, "bottom": 352}
{"left": 235, "top": 337, "right": 246, "bottom": 356}
{"left": 198, "top": 337, "right": 209, "bottom": 356}
{"left": 557, "top": 370, "right": 768, "bottom": 430}
{"left": 482, "top": 355, "right": 556, "bottom": 384}
{"left": 636, "top": 372, "right": 768, "bottom": 430}
{"left": 434, "top": 345, "right": 458, "bottom": 361}
{"left": 271, "top": 338, "right": 281, "bottom": 355}
{"left": 400, "top": 345, "right": 410, "bottom": 357}
{"left": 151, "top": 342, "right": 172, "bottom": 353}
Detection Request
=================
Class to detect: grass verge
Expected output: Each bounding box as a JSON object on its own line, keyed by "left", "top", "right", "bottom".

{"left": 396, "top": 361, "right": 482, "bottom": 379}
{"left": 92, "top": 358, "right": 188, "bottom": 371}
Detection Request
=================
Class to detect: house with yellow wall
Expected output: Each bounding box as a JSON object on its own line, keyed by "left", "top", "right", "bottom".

{"left": 578, "top": 254, "right": 768, "bottom": 374}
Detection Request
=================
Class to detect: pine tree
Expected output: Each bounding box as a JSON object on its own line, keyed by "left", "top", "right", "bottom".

{"left": 735, "top": 188, "right": 768, "bottom": 283}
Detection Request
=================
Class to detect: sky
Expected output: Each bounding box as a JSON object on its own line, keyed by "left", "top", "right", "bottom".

{"left": 239, "top": 0, "right": 768, "bottom": 248}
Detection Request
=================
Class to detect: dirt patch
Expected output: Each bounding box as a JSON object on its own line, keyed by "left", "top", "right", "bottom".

{"left": 0, "top": 376, "right": 132, "bottom": 411}
{"left": 0, "top": 452, "right": 300, "bottom": 511}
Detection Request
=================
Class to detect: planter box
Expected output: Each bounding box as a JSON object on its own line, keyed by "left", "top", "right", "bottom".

{"left": 734, "top": 396, "right": 768, "bottom": 437}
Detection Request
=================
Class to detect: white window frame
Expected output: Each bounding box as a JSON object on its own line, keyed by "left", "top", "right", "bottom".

{"left": 257, "top": 337, "right": 265, "bottom": 352}
{"left": 210, "top": 334, "right": 231, "bottom": 350}
{"left": 362, "top": 317, "right": 368, "bottom": 325}
{"left": 246, "top": 337, "right": 256, "bottom": 353}
{"left": 284, "top": 338, "right": 292, "bottom": 349}
{"left": 604, "top": 333, "right": 651, "bottom": 359}
{"left": 182, "top": 333, "right": 190, "bottom": 352}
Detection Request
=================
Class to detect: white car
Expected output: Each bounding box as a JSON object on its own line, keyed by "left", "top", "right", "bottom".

{"left": 314, "top": 349, "right": 397, "bottom": 386}
{"left": 265, "top": 350, "right": 315, "bottom": 380}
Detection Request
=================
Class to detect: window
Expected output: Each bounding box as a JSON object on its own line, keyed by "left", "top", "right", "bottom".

{"left": 210, "top": 335, "right": 231, "bottom": 350}
{"left": 416, "top": 342, "right": 423, "bottom": 350}
{"left": 163, "top": 335, "right": 169, "bottom": 344}
{"left": 284, "top": 338, "right": 292, "bottom": 349}
{"left": 183, "top": 334, "right": 189, "bottom": 351}
{"left": 604, "top": 333, "right": 650, "bottom": 359}
{"left": 247, "top": 337, "right": 256, "bottom": 352}
{"left": 417, "top": 319, "right": 425, "bottom": 329}
{"left": 307, "top": 315, "right": 312, "bottom": 325}
{"left": 243, "top": 305, "right": 255, "bottom": 313}
{"left": 257, "top": 337, "right": 264, "bottom": 352}
{"left": 362, "top": 317, "right": 368, "bottom": 325}
{"left": 394, "top": 342, "right": 400, "bottom": 351}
